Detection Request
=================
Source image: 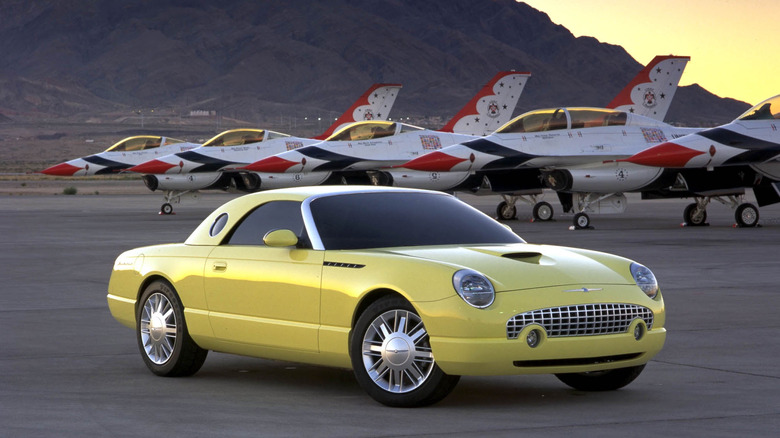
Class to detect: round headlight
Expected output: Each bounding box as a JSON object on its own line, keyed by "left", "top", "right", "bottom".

{"left": 453, "top": 269, "right": 495, "bottom": 308}
{"left": 630, "top": 263, "right": 659, "bottom": 298}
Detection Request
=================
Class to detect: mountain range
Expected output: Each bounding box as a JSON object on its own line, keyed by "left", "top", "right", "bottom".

{"left": 0, "top": 0, "right": 751, "bottom": 135}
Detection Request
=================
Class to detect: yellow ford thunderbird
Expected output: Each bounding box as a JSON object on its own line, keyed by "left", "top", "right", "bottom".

{"left": 107, "top": 186, "right": 665, "bottom": 407}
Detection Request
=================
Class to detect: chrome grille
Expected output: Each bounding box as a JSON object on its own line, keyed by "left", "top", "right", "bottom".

{"left": 506, "top": 303, "right": 654, "bottom": 339}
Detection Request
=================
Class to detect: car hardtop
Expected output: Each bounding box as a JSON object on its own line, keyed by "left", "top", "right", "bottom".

{"left": 184, "top": 186, "right": 520, "bottom": 249}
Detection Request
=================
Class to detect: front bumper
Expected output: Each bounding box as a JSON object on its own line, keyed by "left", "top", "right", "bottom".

{"left": 416, "top": 285, "right": 665, "bottom": 376}
{"left": 431, "top": 326, "right": 665, "bottom": 376}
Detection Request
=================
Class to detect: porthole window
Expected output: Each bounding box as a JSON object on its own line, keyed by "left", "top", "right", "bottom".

{"left": 209, "top": 213, "right": 229, "bottom": 237}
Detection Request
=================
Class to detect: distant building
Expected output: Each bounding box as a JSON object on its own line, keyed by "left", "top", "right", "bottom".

{"left": 189, "top": 110, "right": 216, "bottom": 117}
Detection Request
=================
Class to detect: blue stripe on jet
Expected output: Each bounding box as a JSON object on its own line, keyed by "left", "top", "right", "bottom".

{"left": 296, "top": 146, "right": 364, "bottom": 172}
{"left": 698, "top": 128, "right": 780, "bottom": 165}
{"left": 177, "top": 151, "right": 239, "bottom": 172}
{"left": 461, "top": 138, "right": 538, "bottom": 169}
{"left": 83, "top": 155, "right": 131, "bottom": 174}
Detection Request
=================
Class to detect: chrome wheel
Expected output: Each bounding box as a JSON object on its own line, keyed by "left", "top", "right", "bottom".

{"left": 140, "top": 292, "right": 177, "bottom": 365}
{"left": 361, "top": 309, "right": 434, "bottom": 393}
{"left": 136, "top": 280, "right": 207, "bottom": 377}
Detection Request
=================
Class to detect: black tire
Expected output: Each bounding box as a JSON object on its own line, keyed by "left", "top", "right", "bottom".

{"left": 735, "top": 203, "right": 759, "bottom": 227}
{"left": 161, "top": 203, "right": 174, "bottom": 215}
{"left": 683, "top": 203, "right": 707, "bottom": 226}
{"left": 556, "top": 365, "right": 645, "bottom": 391}
{"left": 573, "top": 212, "right": 590, "bottom": 229}
{"left": 496, "top": 201, "right": 517, "bottom": 221}
{"left": 350, "top": 296, "right": 460, "bottom": 407}
{"left": 137, "top": 280, "right": 207, "bottom": 377}
{"left": 532, "top": 201, "right": 554, "bottom": 221}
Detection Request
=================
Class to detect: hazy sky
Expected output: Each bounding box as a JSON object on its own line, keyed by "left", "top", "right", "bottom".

{"left": 520, "top": 0, "right": 778, "bottom": 105}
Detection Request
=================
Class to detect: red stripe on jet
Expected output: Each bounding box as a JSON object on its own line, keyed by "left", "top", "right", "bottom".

{"left": 241, "top": 156, "right": 300, "bottom": 173}
{"left": 39, "top": 162, "right": 83, "bottom": 176}
{"left": 398, "top": 151, "right": 468, "bottom": 171}
{"left": 620, "top": 142, "right": 706, "bottom": 167}
{"left": 127, "top": 160, "right": 178, "bottom": 174}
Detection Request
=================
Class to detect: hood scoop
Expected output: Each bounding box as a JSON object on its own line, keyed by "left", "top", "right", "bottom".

{"left": 502, "top": 252, "right": 543, "bottom": 264}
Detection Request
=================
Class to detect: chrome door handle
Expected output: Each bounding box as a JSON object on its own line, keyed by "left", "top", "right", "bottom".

{"left": 212, "top": 262, "right": 227, "bottom": 271}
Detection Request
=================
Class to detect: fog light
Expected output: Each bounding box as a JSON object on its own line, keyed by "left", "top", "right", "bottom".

{"left": 634, "top": 323, "right": 645, "bottom": 340}
{"left": 526, "top": 329, "right": 541, "bottom": 348}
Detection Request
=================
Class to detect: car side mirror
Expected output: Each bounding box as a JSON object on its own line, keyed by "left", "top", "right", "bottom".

{"left": 263, "top": 229, "right": 299, "bottom": 247}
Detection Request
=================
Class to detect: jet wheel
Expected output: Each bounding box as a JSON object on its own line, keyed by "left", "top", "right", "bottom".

{"left": 532, "top": 202, "right": 554, "bottom": 222}
{"left": 683, "top": 203, "right": 707, "bottom": 226}
{"left": 735, "top": 203, "right": 759, "bottom": 228}
{"left": 496, "top": 201, "right": 517, "bottom": 221}
{"left": 573, "top": 212, "right": 590, "bottom": 229}
{"left": 161, "top": 203, "right": 174, "bottom": 215}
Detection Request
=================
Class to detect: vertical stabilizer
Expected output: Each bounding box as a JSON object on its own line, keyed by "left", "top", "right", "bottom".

{"left": 607, "top": 55, "right": 690, "bottom": 121}
{"left": 314, "top": 83, "right": 402, "bottom": 139}
{"left": 439, "top": 71, "right": 531, "bottom": 136}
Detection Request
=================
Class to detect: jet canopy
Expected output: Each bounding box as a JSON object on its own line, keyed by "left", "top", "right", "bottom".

{"left": 495, "top": 108, "right": 628, "bottom": 134}
{"left": 105, "top": 136, "right": 185, "bottom": 152}
{"left": 325, "top": 121, "right": 423, "bottom": 142}
{"left": 202, "top": 129, "right": 290, "bottom": 147}
{"left": 738, "top": 94, "right": 780, "bottom": 121}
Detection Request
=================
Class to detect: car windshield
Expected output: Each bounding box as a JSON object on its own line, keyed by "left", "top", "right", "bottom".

{"left": 309, "top": 192, "right": 524, "bottom": 250}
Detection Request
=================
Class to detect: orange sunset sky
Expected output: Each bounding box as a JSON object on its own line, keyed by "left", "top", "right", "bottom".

{"left": 521, "top": 0, "right": 778, "bottom": 106}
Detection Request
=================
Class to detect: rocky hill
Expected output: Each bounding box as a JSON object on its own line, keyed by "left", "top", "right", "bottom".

{"left": 0, "top": 0, "right": 750, "bottom": 132}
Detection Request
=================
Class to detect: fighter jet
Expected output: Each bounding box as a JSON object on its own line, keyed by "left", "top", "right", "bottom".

{"left": 616, "top": 94, "right": 780, "bottom": 227}
{"left": 39, "top": 136, "right": 199, "bottom": 176}
{"left": 127, "top": 83, "right": 402, "bottom": 214}
{"left": 398, "top": 56, "right": 693, "bottom": 226}
{"left": 240, "top": 71, "right": 531, "bottom": 189}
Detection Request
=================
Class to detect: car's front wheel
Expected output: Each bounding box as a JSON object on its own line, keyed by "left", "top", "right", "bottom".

{"left": 350, "top": 296, "right": 460, "bottom": 407}
{"left": 555, "top": 364, "right": 645, "bottom": 391}
{"left": 137, "top": 279, "right": 207, "bottom": 377}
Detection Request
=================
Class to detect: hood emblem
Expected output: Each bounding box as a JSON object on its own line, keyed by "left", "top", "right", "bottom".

{"left": 563, "top": 287, "right": 603, "bottom": 293}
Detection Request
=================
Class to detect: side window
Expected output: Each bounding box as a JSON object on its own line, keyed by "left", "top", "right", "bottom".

{"left": 225, "top": 201, "right": 305, "bottom": 246}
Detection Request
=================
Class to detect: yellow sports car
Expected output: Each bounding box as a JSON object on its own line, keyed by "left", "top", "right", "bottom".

{"left": 107, "top": 186, "right": 665, "bottom": 407}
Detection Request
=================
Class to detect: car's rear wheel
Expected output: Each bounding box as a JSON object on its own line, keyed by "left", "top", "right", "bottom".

{"left": 555, "top": 364, "right": 645, "bottom": 391}
{"left": 137, "top": 279, "right": 207, "bottom": 377}
{"left": 350, "top": 296, "right": 460, "bottom": 407}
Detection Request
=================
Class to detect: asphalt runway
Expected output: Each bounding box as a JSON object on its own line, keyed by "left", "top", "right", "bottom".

{"left": 2, "top": 188, "right": 779, "bottom": 437}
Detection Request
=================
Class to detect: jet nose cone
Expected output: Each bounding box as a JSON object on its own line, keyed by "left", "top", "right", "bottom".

{"left": 127, "top": 159, "right": 177, "bottom": 174}
{"left": 40, "top": 162, "right": 83, "bottom": 176}
{"left": 399, "top": 151, "right": 469, "bottom": 171}
{"left": 241, "top": 156, "right": 300, "bottom": 173}
{"left": 621, "top": 142, "right": 705, "bottom": 167}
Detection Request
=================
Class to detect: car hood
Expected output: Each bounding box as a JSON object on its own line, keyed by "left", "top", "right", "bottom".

{"left": 379, "top": 243, "right": 634, "bottom": 292}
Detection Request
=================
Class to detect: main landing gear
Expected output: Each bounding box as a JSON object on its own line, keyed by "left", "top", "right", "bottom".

{"left": 683, "top": 196, "right": 759, "bottom": 227}
{"left": 495, "top": 194, "right": 555, "bottom": 222}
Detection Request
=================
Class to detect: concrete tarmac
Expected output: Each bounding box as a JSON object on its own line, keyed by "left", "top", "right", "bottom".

{"left": 1, "top": 188, "right": 779, "bottom": 437}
